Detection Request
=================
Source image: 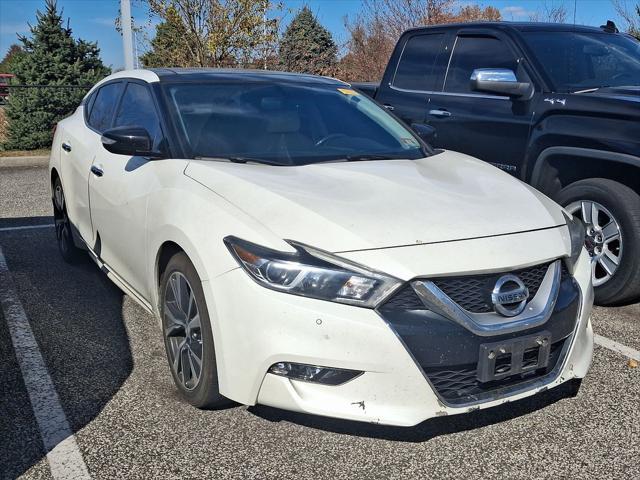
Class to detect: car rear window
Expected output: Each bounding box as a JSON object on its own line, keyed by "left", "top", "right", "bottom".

{"left": 393, "top": 34, "right": 446, "bottom": 91}
{"left": 88, "top": 82, "right": 124, "bottom": 132}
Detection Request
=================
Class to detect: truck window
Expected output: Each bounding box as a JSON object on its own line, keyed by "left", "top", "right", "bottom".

{"left": 521, "top": 32, "right": 640, "bottom": 92}
{"left": 444, "top": 36, "right": 518, "bottom": 94}
{"left": 393, "top": 34, "right": 445, "bottom": 91}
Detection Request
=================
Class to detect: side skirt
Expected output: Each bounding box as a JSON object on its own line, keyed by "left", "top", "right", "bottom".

{"left": 83, "top": 241, "right": 155, "bottom": 315}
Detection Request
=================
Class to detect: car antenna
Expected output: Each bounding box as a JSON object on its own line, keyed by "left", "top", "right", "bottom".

{"left": 600, "top": 20, "right": 619, "bottom": 33}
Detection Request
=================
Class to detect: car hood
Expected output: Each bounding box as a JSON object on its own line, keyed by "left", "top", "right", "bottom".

{"left": 185, "top": 152, "right": 566, "bottom": 253}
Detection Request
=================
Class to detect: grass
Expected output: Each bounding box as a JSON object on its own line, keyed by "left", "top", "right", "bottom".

{"left": 0, "top": 148, "right": 50, "bottom": 157}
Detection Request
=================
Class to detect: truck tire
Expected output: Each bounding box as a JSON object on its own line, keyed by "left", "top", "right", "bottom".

{"left": 556, "top": 178, "right": 640, "bottom": 306}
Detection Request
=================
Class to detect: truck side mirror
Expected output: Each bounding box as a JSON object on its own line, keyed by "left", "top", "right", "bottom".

{"left": 411, "top": 123, "right": 436, "bottom": 144}
{"left": 470, "top": 69, "right": 534, "bottom": 100}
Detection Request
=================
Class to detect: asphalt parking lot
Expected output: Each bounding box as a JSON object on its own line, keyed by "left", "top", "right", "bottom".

{"left": 1, "top": 165, "right": 639, "bottom": 480}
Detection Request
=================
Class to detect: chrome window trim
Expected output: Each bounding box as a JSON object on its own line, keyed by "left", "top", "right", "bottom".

{"left": 388, "top": 84, "right": 510, "bottom": 100}
{"left": 412, "top": 260, "right": 562, "bottom": 336}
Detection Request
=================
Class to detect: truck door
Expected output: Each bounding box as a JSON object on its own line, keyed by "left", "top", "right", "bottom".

{"left": 375, "top": 31, "right": 450, "bottom": 127}
{"left": 426, "top": 30, "right": 534, "bottom": 176}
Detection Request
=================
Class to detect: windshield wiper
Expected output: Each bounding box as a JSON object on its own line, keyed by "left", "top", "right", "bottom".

{"left": 194, "top": 156, "right": 285, "bottom": 166}
{"left": 343, "top": 154, "right": 408, "bottom": 162}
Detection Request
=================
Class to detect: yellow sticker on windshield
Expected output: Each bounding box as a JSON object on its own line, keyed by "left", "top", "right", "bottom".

{"left": 338, "top": 88, "right": 359, "bottom": 95}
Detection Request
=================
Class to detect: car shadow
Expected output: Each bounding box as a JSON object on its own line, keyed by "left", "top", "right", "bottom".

{"left": 249, "top": 379, "right": 579, "bottom": 443}
{"left": 0, "top": 218, "right": 132, "bottom": 479}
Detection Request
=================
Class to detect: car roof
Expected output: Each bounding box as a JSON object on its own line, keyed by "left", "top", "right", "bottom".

{"left": 404, "top": 21, "right": 617, "bottom": 35}
{"left": 149, "top": 68, "right": 349, "bottom": 86}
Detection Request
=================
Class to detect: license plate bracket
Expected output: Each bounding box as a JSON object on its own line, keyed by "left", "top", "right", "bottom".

{"left": 477, "top": 331, "right": 551, "bottom": 383}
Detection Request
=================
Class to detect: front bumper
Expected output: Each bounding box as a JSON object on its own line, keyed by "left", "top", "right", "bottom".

{"left": 204, "top": 246, "right": 593, "bottom": 427}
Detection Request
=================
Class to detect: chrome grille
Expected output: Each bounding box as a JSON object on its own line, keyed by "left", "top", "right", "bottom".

{"left": 431, "top": 262, "right": 553, "bottom": 313}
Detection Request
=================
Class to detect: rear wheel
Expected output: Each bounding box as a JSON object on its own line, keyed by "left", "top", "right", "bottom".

{"left": 52, "top": 177, "right": 83, "bottom": 263}
{"left": 556, "top": 178, "right": 640, "bottom": 306}
{"left": 160, "top": 252, "right": 229, "bottom": 408}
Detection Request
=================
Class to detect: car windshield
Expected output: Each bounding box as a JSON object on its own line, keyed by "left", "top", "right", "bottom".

{"left": 521, "top": 31, "right": 640, "bottom": 93}
{"left": 163, "top": 81, "right": 427, "bottom": 165}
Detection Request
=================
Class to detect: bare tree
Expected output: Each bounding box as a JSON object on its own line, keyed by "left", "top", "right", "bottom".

{"left": 341, "top": 1, "right": 503, "bottom": 82}
{"left": 529, "top": 1, "right": 569, "bottom": 23}
{"left": 613, "top": 0, "right": 640, "bottom": 38}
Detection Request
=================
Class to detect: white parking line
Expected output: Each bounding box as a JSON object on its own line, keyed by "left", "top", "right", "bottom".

{"left": 594, "top": 334, "right": 640, "bottom": 362}
{"left": 0, "top": 247, "right": 90, "bottom": 479}
{"left": 0, "top": 224, "right": 54, "bottom": 232}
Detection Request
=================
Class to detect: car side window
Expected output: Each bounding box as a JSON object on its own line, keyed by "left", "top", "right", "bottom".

{"left": 113, "top": 82, "right": 162, "bottom": 149}
{"left": 444, "top": 36, "right": 519, "bottom": 94}
{"left": 88, "top": 82, "right": 124, "bottom": 132}
{"left": 393, "top": 33, "right": 446, "bottom": 91}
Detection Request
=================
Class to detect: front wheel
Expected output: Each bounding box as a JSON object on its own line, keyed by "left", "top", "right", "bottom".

{"left": 556, "top": 178, "right": 640, "bottom": 306}
{"left": 159, "top": 251, "right": 229, "bottom": 408}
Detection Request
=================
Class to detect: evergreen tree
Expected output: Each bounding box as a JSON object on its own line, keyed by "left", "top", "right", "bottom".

{"left": 0, "top": 44, "right": 26, "bottom": 74}
{"left": 140, "top": 6, "right": 190, "bottom": 67}
{"left": 279, "top": 6, "right": 337, "bottom": 75}
{"left": 4, "top": 0, "right": 110, "bottom": 150}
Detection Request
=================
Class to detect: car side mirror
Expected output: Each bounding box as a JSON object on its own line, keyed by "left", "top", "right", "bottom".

{"left": 411, "top": 123, "right": 437, "bottom": 144}
{"left": 470, "top": 69, "right": 534, "bottom": 100}
{"left": 101, "top": 126, "right": 164, "bottom": 158}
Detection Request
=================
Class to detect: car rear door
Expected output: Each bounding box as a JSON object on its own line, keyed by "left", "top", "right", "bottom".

{"left": 88, "top": 80, "right": 164, "bottom": 300}
{"left": 426, "top": 29, "right": 535, "bottom": 176}
{"left": 374, "top": 30, "right": 451, "bottom": 127}
{"left": 60, "top": 80, "right": 124, "bottom": 243}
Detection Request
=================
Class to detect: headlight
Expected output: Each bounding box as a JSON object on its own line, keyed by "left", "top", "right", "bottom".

{"left": 224, "top": 236, "right": 401, "bottom": 308}
{"left": 563, "top": 210, "right": 586, "bottom": 271}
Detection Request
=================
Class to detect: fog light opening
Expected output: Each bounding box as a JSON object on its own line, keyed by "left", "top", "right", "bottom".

{"left": 268, "top": 362, "right": 363, "bottom": 386}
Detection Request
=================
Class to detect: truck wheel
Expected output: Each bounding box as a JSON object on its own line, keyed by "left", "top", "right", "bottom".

{"left": 159, "top": 251, "right": 230, "bottom": 409}
{"left": 556, "top": 178, "right": 640, "bottom": 306}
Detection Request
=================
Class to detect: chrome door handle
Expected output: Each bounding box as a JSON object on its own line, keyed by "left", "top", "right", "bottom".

{"left": 90, "top": 165, "right": 103, "bottom": 177}
{"left": 383, "top": 104, "right": 395, "bottom": 111}
{"left": 61, "top": 142, "right": 72, "bottom": 152}
{"left": 428, "top": 109, "right": 451, "bottom": 117}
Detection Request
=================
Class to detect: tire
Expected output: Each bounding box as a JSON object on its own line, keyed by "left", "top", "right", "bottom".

{"left": 159, "top": 251, "right": 229, "bottom": 408}
{"left": 52, "top": 177, "right": 83, "bottom": 263}
{"left": 555, "top": 178, "right": 640, "bottom": 306}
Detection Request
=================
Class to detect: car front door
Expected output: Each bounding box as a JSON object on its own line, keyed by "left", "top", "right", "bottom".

{"left": 426, "top": 30, "right": 535, "bottom": 176}
{"left": 61, "top": 81, "right": 124, "bottom": 242}
{"left": 88, "top": 80, "right": 164, "bottom": 300}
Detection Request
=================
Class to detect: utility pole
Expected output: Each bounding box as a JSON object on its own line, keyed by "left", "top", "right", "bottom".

{"left": 121, "top": 0, "right": 135, "bottom": 70}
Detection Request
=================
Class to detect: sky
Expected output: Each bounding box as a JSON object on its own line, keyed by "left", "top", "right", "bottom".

{"left": 0, "top": 0, "right": 632, "bottom": 70}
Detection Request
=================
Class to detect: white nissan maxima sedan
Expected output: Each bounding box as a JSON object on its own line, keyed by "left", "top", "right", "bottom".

{"left": 50, "top": 69, "right": 593, "bottom": 426}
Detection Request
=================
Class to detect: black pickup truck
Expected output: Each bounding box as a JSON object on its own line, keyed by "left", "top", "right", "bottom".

{"left": 354, "top": 21, "right": 640, "bottom": 306}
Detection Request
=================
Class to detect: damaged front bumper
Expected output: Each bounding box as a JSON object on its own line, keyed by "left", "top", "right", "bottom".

{"left": 204, "top": 246, "right": 593, "bottom": 427}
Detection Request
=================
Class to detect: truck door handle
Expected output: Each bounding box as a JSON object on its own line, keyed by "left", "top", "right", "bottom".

{"left": 61, "top": 142, "right": 72, "bottom": 152}
{"left": 428, "top": 109, "right": 451, "bottom": 117}
{"left": 90, "top": 165, "right": 104, "bottom": 177}
{"left": 383, "top": 104, "right": 395, "bottom": 111}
